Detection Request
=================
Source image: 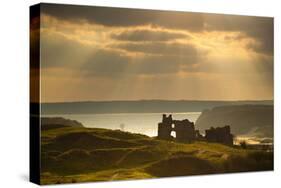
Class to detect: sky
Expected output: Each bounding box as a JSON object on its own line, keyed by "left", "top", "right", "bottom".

{"left": 36, "top": 4, "right": 273, "bottom": 102}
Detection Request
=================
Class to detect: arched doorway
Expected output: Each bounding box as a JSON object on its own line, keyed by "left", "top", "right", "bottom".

{"left": 170, "top": 130, "right": 176, "bottom": 138}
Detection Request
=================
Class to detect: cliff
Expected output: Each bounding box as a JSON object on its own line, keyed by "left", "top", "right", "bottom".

{"left": 195, "top": 105, "right": 273, "bottom": 137}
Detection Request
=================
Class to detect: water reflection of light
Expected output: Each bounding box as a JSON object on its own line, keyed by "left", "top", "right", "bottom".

{"left": 234, "top": 136, "right": 273, "bottom": 145}
{"left": 43, "top": 112, "right": 201, "bottom": 137}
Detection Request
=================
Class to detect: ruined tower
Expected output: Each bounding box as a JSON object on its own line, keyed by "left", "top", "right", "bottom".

{"left": 205, "top": 125, "right": 233, "bottom": 146}
{"left": 158, "top": 114, "right": 173, "bottom": 139}
{"left": 158, "top": 114, "right": 196, "bottom": 142}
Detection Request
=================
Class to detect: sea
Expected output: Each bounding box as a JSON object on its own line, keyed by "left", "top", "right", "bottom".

{"left": 42, "top": 112, "right": 201, "bottom": 137}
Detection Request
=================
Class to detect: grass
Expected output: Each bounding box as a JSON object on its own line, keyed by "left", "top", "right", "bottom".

{"left": 40, "top": 125, "right": 273, "bottom": 185}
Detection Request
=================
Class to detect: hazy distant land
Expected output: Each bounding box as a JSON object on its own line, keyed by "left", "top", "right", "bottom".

{"left": 196, "top": 105, "right": 273, "bottom": 136}
{"left": 41, "top": 100, "right": 273, "bottom": 114}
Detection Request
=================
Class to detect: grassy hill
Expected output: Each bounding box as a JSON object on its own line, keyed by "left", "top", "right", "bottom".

{"left": 41, "top": 124, "right": 273, "bottom": 185}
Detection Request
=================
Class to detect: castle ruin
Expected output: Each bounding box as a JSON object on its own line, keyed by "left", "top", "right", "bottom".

{"left": 205, "top": 126, "right": 233, "bottom": 146}
{"left": 157, "top": 114, "right": 233, "bottom": 145}
{"left": 158, "top": 114, "right": 197, "bottom": 142}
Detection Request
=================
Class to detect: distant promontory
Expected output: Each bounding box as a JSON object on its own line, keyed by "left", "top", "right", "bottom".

{"left": 195, "top": 105, "right": 273, "bottom": 137}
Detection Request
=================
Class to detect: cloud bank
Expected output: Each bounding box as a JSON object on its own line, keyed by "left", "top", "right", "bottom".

{"left": 39, "top": 4, "right": 273, "bottom": 102}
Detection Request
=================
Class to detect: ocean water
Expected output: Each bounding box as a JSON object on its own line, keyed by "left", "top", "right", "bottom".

{"left": 43, "top": 112, "right": 201, "bottom": 137}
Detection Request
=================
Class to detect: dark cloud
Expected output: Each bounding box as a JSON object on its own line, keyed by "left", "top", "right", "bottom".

{"left": 40, "top": 32, "right": 92, "bottom": 68}
{"left": 111, "top": 42, "right": 198, "bottom": 57}
{"left": 204, "top": 14, "right": 273, "bottom": 55}
{"left": 40, "top": 3, "right": 273, "bottom": 80}
{"left": 41, "top": 3, "right": 204, "bottom": 31}
{"left": 111, "top": 29, "right": 189, "bottom": 42}
{"left": 42, "top": 3, "right": 273, "bottom": 56}
{"left": 40, "top": 30, "right": 198, "bottom": 76}
{"left": 246, "top": 39, "right": 274, "bottom": 56}
{"left": 82, "top": 49, "right": 198, "bottom": 76}
{"left": 82, "top": 50, "right": 130, "bottom": 76}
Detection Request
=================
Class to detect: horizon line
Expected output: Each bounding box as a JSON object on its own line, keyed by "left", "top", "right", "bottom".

{"left": 40, "top": 99, "right": 274, "bottom": 104}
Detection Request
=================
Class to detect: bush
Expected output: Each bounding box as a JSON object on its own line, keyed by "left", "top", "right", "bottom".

{"left": 240, "top": 141, "right": 247, "bottom": 149}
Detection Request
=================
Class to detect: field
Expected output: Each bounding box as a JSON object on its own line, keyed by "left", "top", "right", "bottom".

{"left": 41, "top": 124, "right": 273, "bottom": 185}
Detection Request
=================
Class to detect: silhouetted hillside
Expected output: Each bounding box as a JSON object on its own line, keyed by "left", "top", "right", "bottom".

{"left": 40, "top": 100, "right": 273, "bottom": 114}
{"left": 195, "top": 105, "right": 273, "bottom": 136}
{"left": 41, "top": 117, "right": 84, "bottom": 130}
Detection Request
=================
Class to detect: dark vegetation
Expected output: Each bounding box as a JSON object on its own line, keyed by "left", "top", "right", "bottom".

{"left": 41, "top": 119, "right": 273, "bottom": 185}
{"left": 240, "top": 141, "right": 248, "bottom": 149}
